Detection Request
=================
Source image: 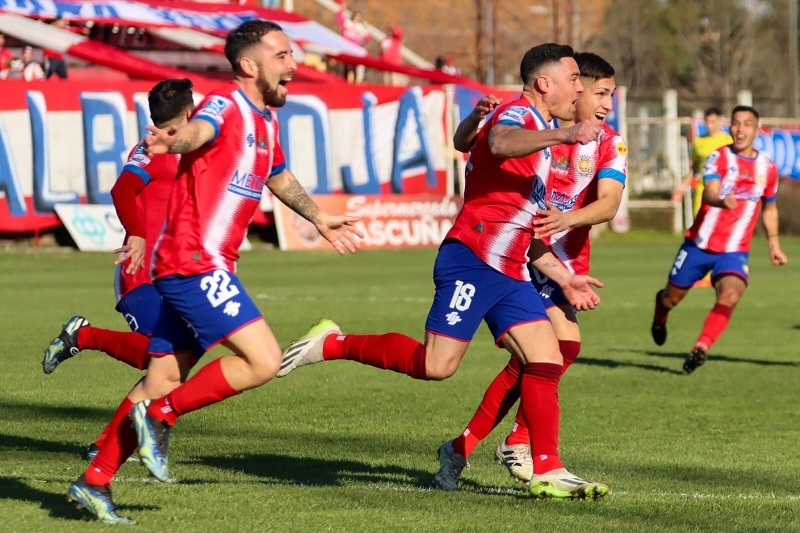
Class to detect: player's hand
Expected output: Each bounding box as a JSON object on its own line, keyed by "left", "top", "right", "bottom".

{"left": 317, "top": 213, "right": 363, "bottom": 255}
{"left": 114, "top": 235, "right": 146, "bottom": 274}
{"left": 471, "top": 94, "right": 502, "bottom": 120}
{"left": 770, "top": 248, "right": 788, "bottom": 266}
{"left": 143, "top": 124, "right": 178, "bottom": 156}
{"left": 562, "top": 274, "right": 603, "bottom": 311}
{"left": 671, "top": 185, "right": 687, "bottom": 202}
{"left": 721, "top": 194, "right": 737, "bottom": 209}
{"left": 564, "top": 120, "right": 600, "bottom": 145}
{"left": 534, "top": 201, "right": 570, "bottom": 238}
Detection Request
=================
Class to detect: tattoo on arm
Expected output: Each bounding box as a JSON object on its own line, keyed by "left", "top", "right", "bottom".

{"left": 170, "top": 138, "right": 193, "bottom": 153}
{"left": 278, "top": 176, "right": 320, "bottom": 224}
{"left": 540, "top": 260, "right": 560, "bottom": 270}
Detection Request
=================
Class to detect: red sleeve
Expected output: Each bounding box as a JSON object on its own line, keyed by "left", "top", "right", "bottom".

{"left": 110, "top": 170, "right": 147, "bottom": 237}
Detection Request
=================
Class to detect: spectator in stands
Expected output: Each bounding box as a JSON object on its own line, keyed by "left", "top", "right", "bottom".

{"left": 44, "top": 16, "right": 69, "bottom": 79}
{"left": 441, "top": 54, "right": 461, "bottom": 76}
{"left": 0, "top": 33, "right": 13, "bottom": 80}
{"left": 8, "top": 46, "right": 45, "bottom": 81}
{"left": 337, "top": 0, "right": 370, "bottom": 83}
{"left": 379, "top": 24, "right": 403, "bottom": 85}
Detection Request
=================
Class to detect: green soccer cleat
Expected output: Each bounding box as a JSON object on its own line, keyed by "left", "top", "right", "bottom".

{"left": 130, "top": 400, "right": 171, "bottom": 482}
{"left": 433, "top": 440, "right": 468, "bottom": 491}
{"left": 67, "top": 475, "right": 134, "bottom": 525}
{"left": 277, "top": 319, "right": 341, "bottom": 378}
{"left": 42, "top": 315, "right": 89, "bottom": 374}
{"left": 529, "top": 468, "right": 609, "bottom": 500}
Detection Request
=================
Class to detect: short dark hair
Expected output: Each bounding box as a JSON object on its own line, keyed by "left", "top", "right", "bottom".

{"left": 148, "top": 78, "right": 194, "bottom": 126}
{"left": 225, "top": 19, "right": 284, "bottom": 73}
{"left": 731, "top": 104, "right": 759, "bottom": 121}
{"left": 519, "top": 43, "right": 574, "bottom": 85}
{"left": 574, "top": 52, "right": 614, "bottom": 81}
{"left": 704, "top": 106, "right": 723, "bottom": 118}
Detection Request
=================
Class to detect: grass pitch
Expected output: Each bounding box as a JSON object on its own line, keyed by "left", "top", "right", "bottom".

{"left": 1, "top": 232, "right": 799, "bottom": 532}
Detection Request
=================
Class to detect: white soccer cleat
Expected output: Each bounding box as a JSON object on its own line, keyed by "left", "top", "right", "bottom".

{"left": 529, "top": 468, "right": 609, "bottom": 500}
{"left": 277, "top": 319, "right": 341, "bottom": 378}
{"left": 495, "top": 440, "right": 533, "bottom": 483}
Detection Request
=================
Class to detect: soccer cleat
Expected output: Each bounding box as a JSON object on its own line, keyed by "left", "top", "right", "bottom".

{"left": 277, "top": 319, "right": 341, "bottom": 378}
{"left": 529, "top": 468, "right": 609, "bottom": 500}
{"left": 650, "top": 291, "right": 667, "bottom": 346}
{"left": 42, "top": 315, "right": 89, "bottom": 374}
{"left": 83, "top": 443, "right": 140, "bottom": 464}
{"left": 433, "top": 440, "right": 468, "bottom": 491}
{"left": 67, "top": 475, "right": 134, "bottom": 525}
{"left": 130, "top": 400, "right": 171, "bottom": 482}
{"left": 495, "top": 441, "right": 533, "bottom": 483}
{"left": 683, "top": 346, "right": 708, "bottom": 374}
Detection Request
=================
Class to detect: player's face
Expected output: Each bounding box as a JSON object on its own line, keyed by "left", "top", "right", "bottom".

{"left": 546, "top": 57, "right": 584, "bottom": 122}
{"left": 729, "top": 111, "right": 758, "bottom": 152}
{"left": 251, "top": 31, "right": 297, "bottom": 108}
{"left": 705, "top": 113, "right": 722, "bottom": 134}
{"left": 574, "top": 76, "right": 615, "bottom": 127}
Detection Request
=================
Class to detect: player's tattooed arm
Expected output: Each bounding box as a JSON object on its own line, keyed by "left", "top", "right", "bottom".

{"left": 268, "top": 170, "right": 321, "bottom": 224}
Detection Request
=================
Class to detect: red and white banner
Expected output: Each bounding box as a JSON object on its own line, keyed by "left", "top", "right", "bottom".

{"left": 273, "top": 194, "right": 463, "bottom": 251}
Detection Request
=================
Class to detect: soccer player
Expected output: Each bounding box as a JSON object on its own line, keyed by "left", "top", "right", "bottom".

{"left": 66, "top": 20, "right": 362, "bottom": 524}
{"left": 673, "top": 107, "right": 734, "bottom": 287}
{"left": 435, "top": 52, "right": 627, "bottom": 486}
{"left": 42, "top": 78, "right": 196, "bottom": 462}
{"left": 651, "top": 105, "right": 788, "bottom": 374}
{"left": 278, "top": 43, "right": 610, "bottom": 500}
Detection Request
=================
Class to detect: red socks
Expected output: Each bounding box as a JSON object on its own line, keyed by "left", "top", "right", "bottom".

{"left": 147, "top": 358, "right": 240, "bottom": 427}
{"left": 452, "top": 357, "right": 521, "bottom": 458}
{"left": 323, "top": 333, "right": 428, "bottom": 380}
{"left": 84, "top": 397, "right": 136, "bottom": 487}
{"left": 695, "top": 303, "right": 733, "bottom": 350}
{"left": 76, "top": 327, "right": 151, "bottom": 370}
{"left": 519, "top": 362, "right": 563, "bottom": 475}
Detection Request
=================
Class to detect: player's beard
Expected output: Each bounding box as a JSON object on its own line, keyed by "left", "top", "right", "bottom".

{"left": 258, "top": 75, "right": 286, "bottom": 108}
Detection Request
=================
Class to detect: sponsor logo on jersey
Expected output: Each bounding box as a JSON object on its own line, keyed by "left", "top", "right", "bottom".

{"left": 549, "top": 190, "right": 578, "bottom": 210}
{"left": 197, "top": 97, "right": 228, "bottom": 119}
{"left": 550, "top": 154, "right": 570, "bottom": 174}
{"left": 616, "top": 140, "right": 628, "bottom": 156}
{"left": 500, "top": 106, "right": 528, "bottom": 124}
{"left": 228, "top": 169, "right": 266, "bottom": 200}
{"left": 530, "top": 175, "right": 548, "bottom": 209}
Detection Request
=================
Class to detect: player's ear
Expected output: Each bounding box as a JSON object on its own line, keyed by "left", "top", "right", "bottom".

{"left": 240, "top": 56, "right": 257, "bottom": 77}
{"left": 535, "top": 74, "right": 550, "bottom": 93}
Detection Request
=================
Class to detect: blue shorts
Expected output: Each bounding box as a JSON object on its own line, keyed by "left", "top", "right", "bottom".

{"left": 667, "top": 238, "right": 749, "bottom": 289}
{"left": 528, "top": 265, "right": 571, "bottom": 310}
{"left": 148, "top": 270, "right": 263, "bottom": 357}
{"left": 425, "top": 240, "right": 549, "bottom": 343}
{"left": 116, "top": 284, "right": 162, "bottom": 335}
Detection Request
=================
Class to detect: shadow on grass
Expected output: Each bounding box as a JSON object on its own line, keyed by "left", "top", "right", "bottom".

{"left": 575, "top": 355, "right": 684, "bottom": 375}
{"left": 192, "top": 452, "right": 515, "bottom": 496}
{"left": 0, "top": 475, "right": 157, "bottom": 522}
{"left": 0, "top": 433, "right": 85, "bottom": 456}
{"left": 0, "top": 399, "right": 111, "bottom": 423}
{"left": 623, "top": 349, "right": 800, "bottom": 368}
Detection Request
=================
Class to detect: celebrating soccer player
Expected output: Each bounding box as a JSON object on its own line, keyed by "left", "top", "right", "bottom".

{"left": 434, "top": 52, "right": 627, "bottom": 487}
{"left": 651, "top": 105, "right": 788, "bottom": 374}
{"left": 278, "top": 43, "right": 610, "bottom": 500}
{"left": 66, "top": 20, "right": 362, "bottom": 524}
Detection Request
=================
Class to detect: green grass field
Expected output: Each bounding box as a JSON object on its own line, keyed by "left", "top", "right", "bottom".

{"left": 1, "top": 232, "right": 799, "bottom": 532}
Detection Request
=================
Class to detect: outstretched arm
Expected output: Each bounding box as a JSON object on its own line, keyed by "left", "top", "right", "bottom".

{"left": 267, "top": 169, "right": 363, "bottom": 254}
{"left": 144, "top": 119, "right": 215, "bottom": 155}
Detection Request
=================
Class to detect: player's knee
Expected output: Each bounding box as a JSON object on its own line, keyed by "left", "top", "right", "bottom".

{"left": 248, "top": 351, "right": 281, "bottom": 386}
{"left": 424, "top": 359, "right": 458, "bottom": 380}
